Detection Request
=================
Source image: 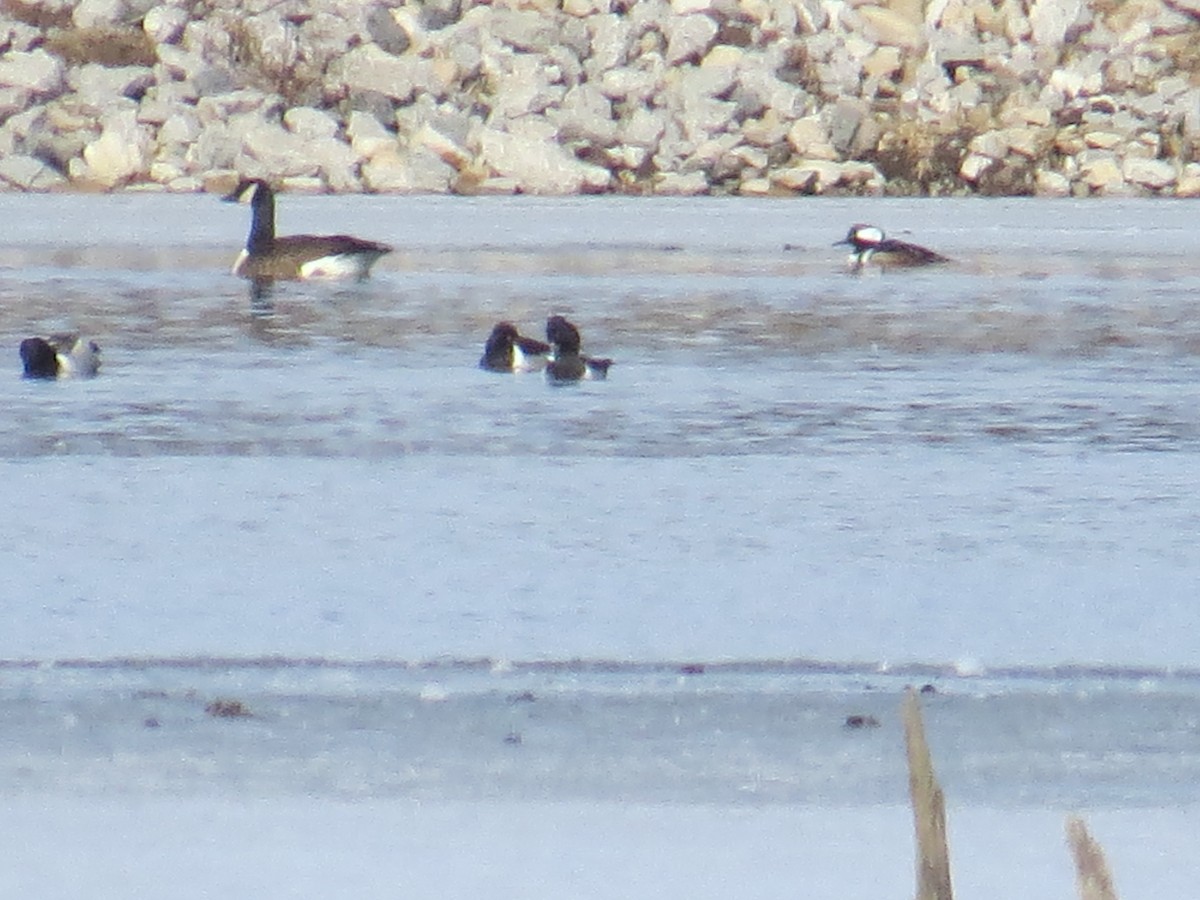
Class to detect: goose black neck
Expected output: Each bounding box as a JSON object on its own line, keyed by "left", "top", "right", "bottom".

{"left": 246, "top": 183, "right": 276, "bottom": 252}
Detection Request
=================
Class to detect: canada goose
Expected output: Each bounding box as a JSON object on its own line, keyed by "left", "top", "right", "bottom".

{"left": 834, "top": 224, "right": 948, "bottom": 271}
{"left": 223, "top": 178, "right": 393, "bottom": 281}
{"left": 545, "top": 315, "right": 612, "bottom": 382}
{"left": 19, "top": 335, "right": 101, "bottom": 379}
{"left": 480, "top": 322, "right": 551, "bottom": 372}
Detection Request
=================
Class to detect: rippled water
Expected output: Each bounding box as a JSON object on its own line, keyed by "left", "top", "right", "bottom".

{"left": 2, "top": 194, "right": 1199, "bottom": 805}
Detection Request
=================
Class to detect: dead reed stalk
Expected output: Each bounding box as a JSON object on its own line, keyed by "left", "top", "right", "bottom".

{"left": 903, "top": 688, "right": 954, "bottom": 900}
{"left": 1066, "top": 816, "right": 1120, "bottom": 900}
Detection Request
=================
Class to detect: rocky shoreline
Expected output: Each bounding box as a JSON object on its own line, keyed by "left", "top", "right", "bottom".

{"left": 0, "top": 0, "right": 1197, "bottom": 197}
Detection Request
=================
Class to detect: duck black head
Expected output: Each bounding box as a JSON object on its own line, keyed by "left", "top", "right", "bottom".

{"left": 546, "top": 315, "right": 582, "bottom": 355}
{"left": 19, "top": 337, "right": 59, "bottom": 378}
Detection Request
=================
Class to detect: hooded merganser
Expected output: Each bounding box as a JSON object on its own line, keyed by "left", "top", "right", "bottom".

{"left": 479, "top": 322, "right": 551, "bottom": 372}
{"left": 223, "top": 178, "right": 393, "bottom": 281}
{"left": 19, "top": 335, "right": 101, "bottom": 379}
{"left": 835, "top": 224, "right": 948, "bottom": 271}
{"left": 545, "top": 315, "right": 612, "bottom": 382}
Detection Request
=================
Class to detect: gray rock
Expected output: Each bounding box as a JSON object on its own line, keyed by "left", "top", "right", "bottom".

{"left": 488, "top": 8, "right": 564, "bottom": 53}
{"left": 367, "top": 6, "right": 411, "bottom": 55}
{"left": 362, "top": 146, "right": 455, "bottom": 193}
{"left": 76, "top": 109, "right": 150, "bottom": 187}
{"left": 0, "top": 154, "right": 67, "bottom": 191}
{"left": 827, "top": 97, "right": 868, "bottom": 154}
{"left": 284, "top": 106, "right": 340, "bottom": 141}
{"left": 549, "top": 83, "right": 617, "bottom": 144}
{"left": 0, "top": 87, "right": 30, "bottom": 121}
{"left": 333, "top": 44, "right": 440, "bottom": 103}
{"left": 483, "top": 52, "right": 566, "bottom": 121}
{"left": 585, "top": 14, "right": 633, "bottom": 78}
{"left": 0, "top": 50, "right": 65, "bottom": 98}
{"left": 240, "top": 120, "right": 320, "bottom": 179}
{"left": 72, "top": 0, "right": 125, "bottom": 28}
{"left": 143, "top": 6, "right": 189, "bottom": 44}
{"left": 664, "top": 14, "right": 718, "bottom": 65}
{"left": 653, "top": 170, "right": 710, "bottom": 194}
{"left": 620, "top": 105, "right": 666, "bottom": 148}
{"left": 1176, "top": 162, "right": 1200, "bottom": 197}
{"left": 1122, "top": 157, "right": 1176, "bottom": 190}
{"left": 1029, "top": 0, "right": 1085, "bottom": 48}
{"left": 346, "top": 110, "right": 396, "bottom": 160}
{"left": 70, "top": 64, "right": 155, "bottom": 108}
{"left": 478, "top": 122, "right": 611, "bottom": 194}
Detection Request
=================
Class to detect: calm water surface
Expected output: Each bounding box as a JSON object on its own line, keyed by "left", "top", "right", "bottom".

{"left": 2, "top": 194, "right": 1199, "bottom": 806}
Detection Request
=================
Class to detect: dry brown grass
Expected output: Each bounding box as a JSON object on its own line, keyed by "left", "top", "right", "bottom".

{"left": 867, "top": 118, "right": 973, "bottom": 196}
{"left": 903, "top": 689, "right": 955, "bottom": 900}
{"left": 223, "top": 16, "right": 327, "bottom": 107}
{"left": 1066, "top": 817, "right": 1120, "bottom": 900}
{"left": 0, "top": 0, "right": 71, "bottom": 29}
{"left": 43, "top": 25, "right": 157, "bottom": 67}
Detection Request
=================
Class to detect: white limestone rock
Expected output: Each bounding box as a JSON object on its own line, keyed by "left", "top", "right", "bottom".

{"left": 855, "top": 5, "right": 925, "bottom": 50}
{"left": 487, "top": 8, "right": 565, "bottom": 53}
{"left": 70, "top": 64, "right": 155, "bottom": 109}
{"left": 786, "top": 116, "right": 837, "bottom": 160}
{"left": 76, "top": 110, "right": 150, "bottom": 188}
{"left": 143, "top": 6, "right": 188, "bottom": 44}
{"left": 585, "top": 13, "right": 632, "bottom": 78}
{"left": 1029, "top": 0, "right": 1085, "bottom": 48}
{"left": 362, "top": 147, "right": 455, "bottom": 193}
{"left": 483, "top": 52, "right": 565, "bottom": 121}
{"left": 413, "top": 123, "right": 472, "bottom": 170}
{"left": 620, "top": 105, "right": 666, "bottom": 149}
{"left": 240, "top": 120, "right": 320, "bottom": 178}
{"left": 598, "top": 65, "right": 663, "bottom": 104}
{"left": 740, "top": 108, "right": 790, "bottom": 147}
{"left": 563, "top": 0, "right": 612, "bottom": 14}
{"left": 0, "top": 154, "right": 67, "bottom": 191}
{"left": 346, "top": 110, "right": 397, "bottom": 160}
{"left": 284, "top": 107, "right": 340, "bottom": 141}
{"left": 0, "top": 87, "right": 30, "bottom": 121}
{"left": 0, "top": 50, "right": 65, "bottom": 98}
{"left": 1078, "top": 152, "right": 1124, "bottom": 193}
{"left": 959, "top": 153, "right": 996, "bottom": 182}
{"left": 333, "top": 45, "right": 439, "bottom": 103}
{"left": 195, "top": 90, "right": 278, "bottom": 125}
{"left": 653, "top": 170, "right": 711, "bottom": 194}
{"left": 549, "top": 83, "right": 617, "bottom": 144}
{"left": 1034, "top": 168, "right": 1071, "bottom": 196}
{"left": 1175, "top": 163, "right": 1200, "bottom": 197}
{"left": 478, "top": 123, "right": 611, "bottom": 194}
{"left": 1122, "top": 157, "right": 1176, "bottom": 190}
{"left": 664, "top": 14, "right": 719, "bottom": 65}
{"left": 73, "top": 0, "right": 125, "bottom": 28}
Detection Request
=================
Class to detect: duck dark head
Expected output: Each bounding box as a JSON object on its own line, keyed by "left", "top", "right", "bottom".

{"left": 19, "top": 337, "right": 58, "bottom": 378}
{"left": 544, "top": 315, "right": 612, "bottom": 382}
{"left": 834, "top": 223, "right": 948, "bottom": 270}
{"left": 834, "top": 224, "right": 886, "bottom": 253}
{"left": 480, "top": 322, "right": 550, "bottom": 372}
{"left": 20, "top": 335, "right": 101, "bottom": 379}
{"left": 546, "top": 315, "right": 582, "bottom": 355}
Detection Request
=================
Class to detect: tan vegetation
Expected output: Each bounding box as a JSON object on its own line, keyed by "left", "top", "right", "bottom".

{"left": 905, "top": 690, "right": 1123, "bottom": 900}
{"left": 0, "top": 0, "right": 70, "bottom": 30}
{"left": 1066, "top": 817, "right": 1120, "bottom": 900}
{"left": 43, "top": 26, "right": 157, "bottom": 68}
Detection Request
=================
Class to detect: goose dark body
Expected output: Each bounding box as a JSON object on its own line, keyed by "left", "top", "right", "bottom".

{"left": 223, "top": 178, "right": 393, "bottom": 281}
